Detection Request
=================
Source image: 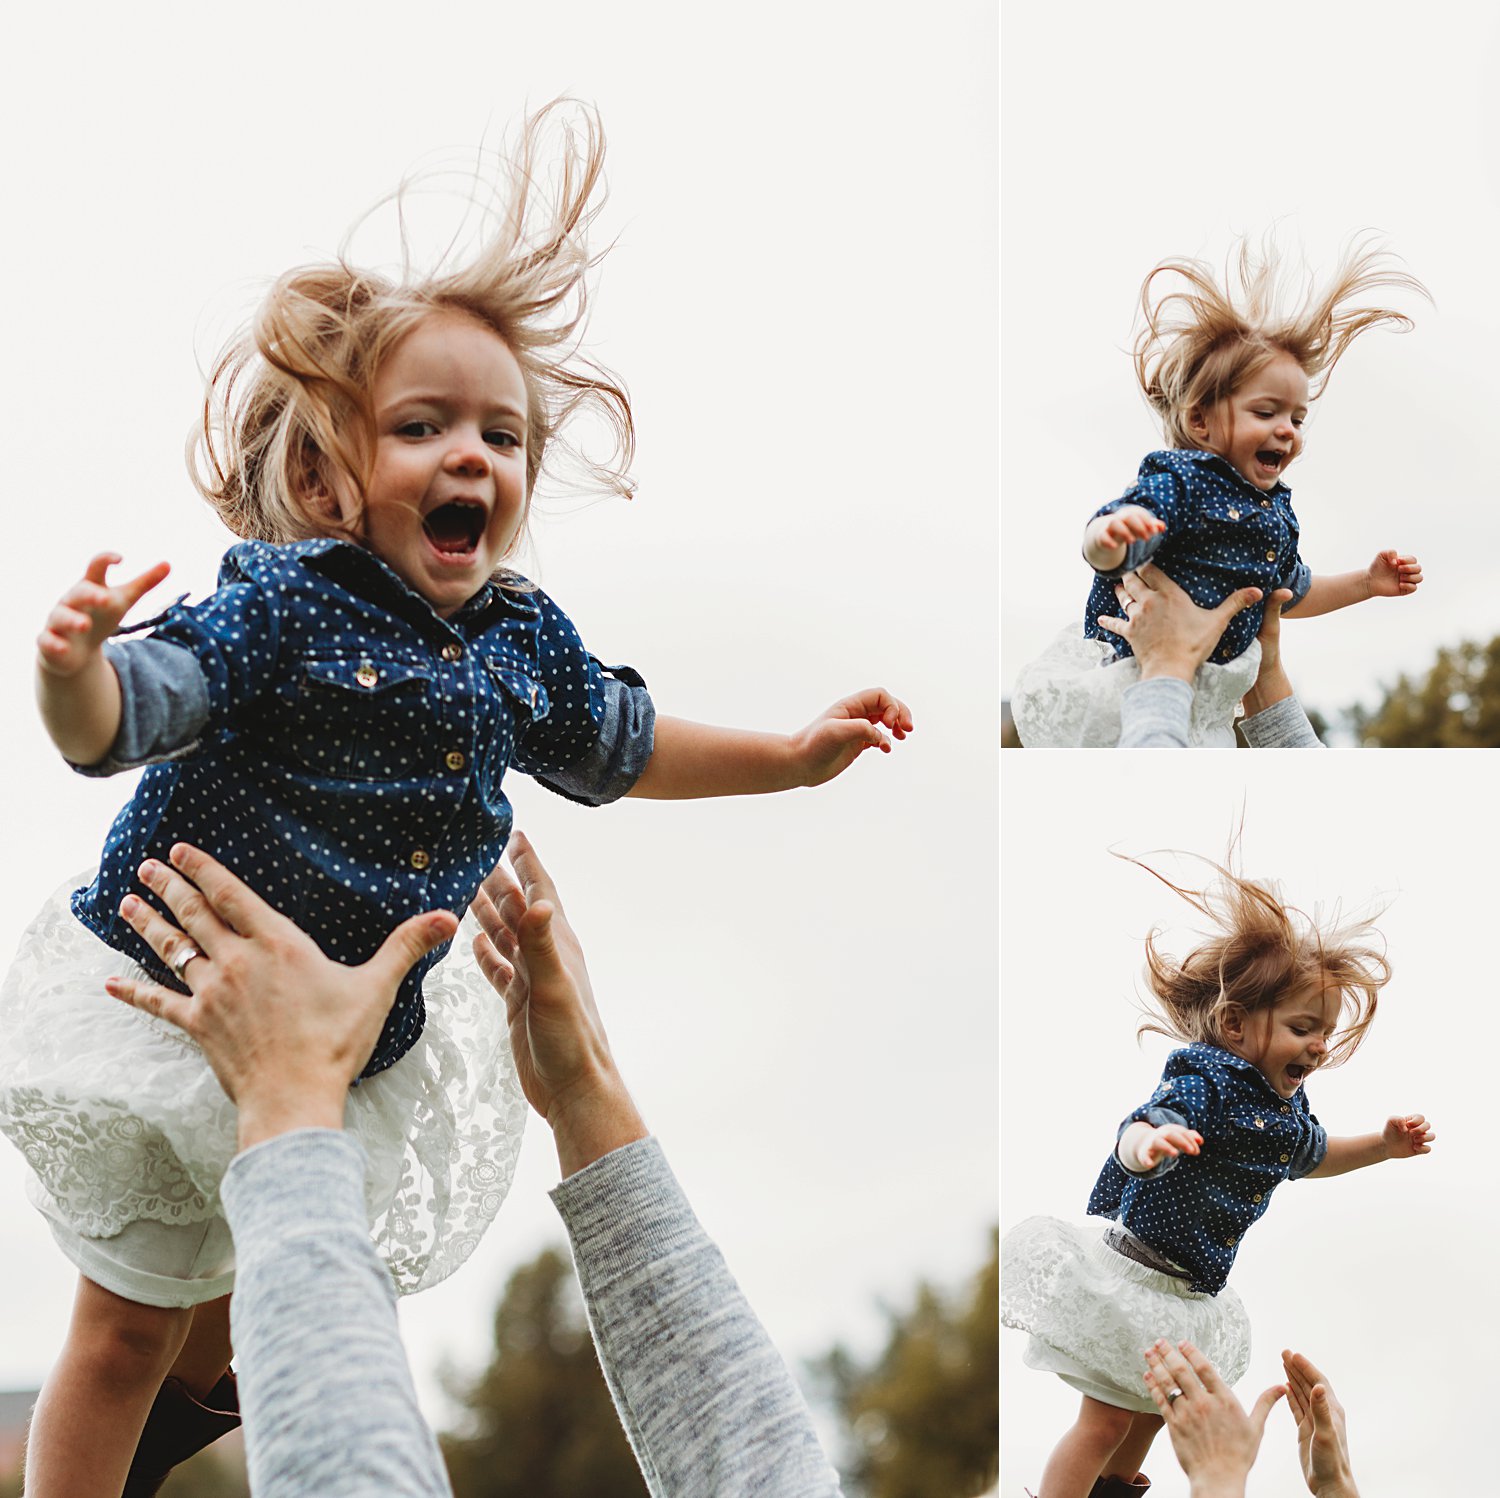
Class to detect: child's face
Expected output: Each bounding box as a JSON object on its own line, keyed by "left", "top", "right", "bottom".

{"left": 349, "top": 310, "right": 530, "bottom": 617}
{"left": 1188, "top": 352, "right": 1310, "bottom": 491}
{"left": 1226, "top": 982, "right": 1340, "bottom": 1098}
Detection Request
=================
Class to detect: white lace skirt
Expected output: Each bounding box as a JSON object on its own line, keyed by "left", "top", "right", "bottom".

{"left": 0, "top": 875, "right": 529, "bottom": 1302}
{"left": 1011, "top": 627, "right": 1261, "bottom": 748}
{"left": 1001, "top": 1215, "right": 1250, "bottom": 1412}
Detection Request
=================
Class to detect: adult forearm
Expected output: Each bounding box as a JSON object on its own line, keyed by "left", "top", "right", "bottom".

{"left": 36, "top": 651, "right": 123, "bottom": 765}
{"left": 1119, "top": 677, "right": 1193, "bottom": 746}
{"left": 552, "top": 1138, "right": 844, "bottom": 1497}
{"left": 626, "top": 716, "right": 798, "bottom": 798}
{"left": 222, "top": 1131, "right": 451, "bottom": 1498}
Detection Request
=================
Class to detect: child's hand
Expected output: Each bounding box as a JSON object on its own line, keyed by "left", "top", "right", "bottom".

{"left": 1381, "top": 1112, "right": 1434, "bottom": 1159}
{"left": 1366, "top": 549, "right": 1421, "bottom": 598}
{"left": 1136, "top": 1123, "right": 1203, "bottom": 1171}
{"left": 37, "top": 553, "right": 171, "bottom": 678}
{"left": 788, "top": 689, "right": 913, "bottom": 788}
{"left": 1094, "top": 506, "right": 1167, "bottom": 549}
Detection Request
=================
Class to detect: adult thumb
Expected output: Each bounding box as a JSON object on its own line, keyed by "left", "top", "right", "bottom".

{"left": 1218, "top": 585, "right": 1263, "bottom": 621}
{"left": 369, "top": 909, "right": 460, "bottom": 986}
{"left": 1249, "top": 1383, "right": 1286, "bottom": 1434}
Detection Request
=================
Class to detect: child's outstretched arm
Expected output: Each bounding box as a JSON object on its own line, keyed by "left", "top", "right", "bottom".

{"left": 35, "top": 553, "right": 171, "bottom": 765}
{"left": 1307, "top": 1113, "right": 1434, "bottom": 1178}
{"left": 1083, "top": 506, "right": 1167, "bottom": 573}
{"left": 1117, "top": 1119, "right": 1203, "bottom": 1174}
{"left": 1284, "top": 551, "right": 1422, "bottom": 619}
{"left": 626, "top": 689, "right": 912, "bottom": 799}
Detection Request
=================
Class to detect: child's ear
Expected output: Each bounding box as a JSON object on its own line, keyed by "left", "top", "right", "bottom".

{"left": 1185, "top": 404, "right": 1210, "bottom": 441}
{"left": 1219, "top": 1004, "right": 1246, "bottom": 1042}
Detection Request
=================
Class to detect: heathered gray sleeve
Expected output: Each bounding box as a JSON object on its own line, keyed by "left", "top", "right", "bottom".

{"left": 67, "top": 638, "right": 211, "bottom": 777}
{"left": 1117, "top": 677, "right": 1194, "bottom": 747}
{"left": 550, "top": 1137, "right": 845, "bottom": 1498}
{"left": 220, "top": 1130, "right": 452, "bottom": 1498}
{"left": 1239, "top": 695, "right": 1324, "bottom": 747}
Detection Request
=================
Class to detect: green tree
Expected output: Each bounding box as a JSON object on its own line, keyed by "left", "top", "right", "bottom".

{"left": 1347, "top": 637, "right": 1500, "bottom": 746}
{"left": 818, "top": 1229, "right": 998, "bottom": 1498}
{"left": 441, "top": 1246, "right": 646, "bottom": 1498}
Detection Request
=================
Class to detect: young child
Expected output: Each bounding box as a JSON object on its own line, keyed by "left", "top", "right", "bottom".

{"left": 0, "top": 103, "right": 912, "bottom": 1495}
{"left": 1001, "top": 850, "right": 1433, "bottom": 1498}
{"left": 1012, "top": 239, "right": 1428, "bottom": 747}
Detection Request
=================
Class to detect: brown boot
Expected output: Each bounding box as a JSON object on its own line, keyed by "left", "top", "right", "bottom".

{"left": 121, "top": 1370, "right": 240, "bottom": 1497}
{"left": 1090, "top": 1476, "right": 1150, "bottom": 1496}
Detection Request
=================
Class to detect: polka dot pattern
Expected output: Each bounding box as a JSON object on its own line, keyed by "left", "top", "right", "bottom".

{"left": 71, "top": 538, "right": 619, "bottom": 1077}
{"left": 1086, "top": 1042, "right": 1327, "bottom": 1294}
{"left": 1083, "top": 450, "right": 1313, "bottom": 665}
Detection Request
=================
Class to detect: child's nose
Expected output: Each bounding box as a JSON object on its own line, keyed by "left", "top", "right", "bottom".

{"left": 443, "top": 440, "right": 490, "bottom": 478}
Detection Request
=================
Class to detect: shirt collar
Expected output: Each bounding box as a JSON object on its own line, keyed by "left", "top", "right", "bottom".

{"left": 1172, "top": 447, "right": 1293, "bottom": 500}
{"left": 1183, "top": 1041, "right": 1309, "bottom": 1105}
{"left": 288, "top": 539, "right": 540, "bottom": 635}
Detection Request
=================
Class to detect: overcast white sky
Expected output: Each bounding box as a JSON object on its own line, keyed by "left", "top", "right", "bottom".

{"left": 0, "top": 0, "right": 997, "bottom": 1437}
{"left": 1002, "top": 752, "right": 1488, "bottom": 1495}
{"left": 1002, "top": 5, "right": 1500, "bottom": 726}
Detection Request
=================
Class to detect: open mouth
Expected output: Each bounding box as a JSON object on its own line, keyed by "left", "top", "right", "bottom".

{"left": 422, "top": 501, "right": 487, "bottom": 558}
{"left": 1254, "top": 450, "right": 1286, "bottom": 473}
{"left": 1285, "top": 1064, "right": 1309, "bottom": 1087}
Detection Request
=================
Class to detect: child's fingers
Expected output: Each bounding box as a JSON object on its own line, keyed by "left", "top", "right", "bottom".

{"left": 81, "top": 552, "right": 124, "bottom": 586}
{"left": 120, "top": 560, "right": 171, "bottom": 608}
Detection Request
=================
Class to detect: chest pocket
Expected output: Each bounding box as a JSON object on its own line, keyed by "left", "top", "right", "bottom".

{"left": 1223, "top": 1101, "right": 1303, "bottom": 1173}
{"left": 282, "top": 655, "right": 435, "bottom": 781}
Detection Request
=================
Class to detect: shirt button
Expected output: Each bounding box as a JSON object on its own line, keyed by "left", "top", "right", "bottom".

{"left": 1228, "top": 508, "right": 1241, "bottom": 520}
{"left": 1279, "top": 1152, "right": 1290, "bottom": 1164}
{"left": 444, "top": 750, "right": 467, "bottom": 772}
{"left": 1265, "top": 550, "right": 1277, "bottom": 562}
{"left": 355, "top": 662, "right": 378, "bottom": 689}
{"left": 409, "top": 849, "right": 431, "bottom": 871}
{"left": 1260, "top": 498, "right": 1272, "bottom": 509}
{"left": 1252, "top": 1193, "right": 1263, "bottom": 1204}
{"left": 1280, "top": 1105, "right": 1291, "bottom": 1114}
{"left": 441, "top": 643, "right": 464, "bottom": 663}
{"left": 1253, "top": 1117, "right": 1265, "bottom": 1128}
{"left": 1226, "top": 1236, "right": 1237, "bottom": 1246}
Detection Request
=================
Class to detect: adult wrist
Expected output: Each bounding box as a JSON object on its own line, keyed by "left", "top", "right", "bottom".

{"left": 548, "top": 1072, "right": 649, "bottom": 1178}
{"left": 1134, "top": 654, "right": 1199, "bottom": 685}
{"left": 235, "top": 1083, "right": 347, "bottom": 1152}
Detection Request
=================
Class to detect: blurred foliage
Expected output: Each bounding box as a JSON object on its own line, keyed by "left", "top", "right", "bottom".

{"left": 158, "top": 1445, "right": 249, "bottom": 1496}
{"left": 1346, "top": 637, "right": 1500, "bottom": 746}
{"left": 441, "top": 1246, "right": 646, "bottom": 1498}
{"left": 816, "top": 1228, "right": 998, "bottom": 1498}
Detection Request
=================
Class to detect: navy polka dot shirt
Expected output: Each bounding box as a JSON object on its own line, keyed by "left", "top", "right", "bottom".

{"left": 1087, "top": 1042, "right": 1327, "bottom": 1294}
{"left": 69, "top": 539, "right": 652, "bottom": 1077}
{"left": 1084, "top": 450, "right": 1314, "bottom": 666}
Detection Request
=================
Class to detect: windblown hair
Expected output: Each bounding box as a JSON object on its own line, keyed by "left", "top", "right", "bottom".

{"left": 189, "top": 99, "right": 634, "bottom": 561}
{"left": 1134, "top": 235, "right": 1429, "bottom": 450}
{"left": 1123, "top": 847, "right": 1390, "bottom": 1068}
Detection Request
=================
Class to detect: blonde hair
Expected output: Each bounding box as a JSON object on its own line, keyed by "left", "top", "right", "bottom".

{"left": 1122, "top": 847, "right": 1390, "bottom": 1069}
{"left": 189, "top": 99, "right": 633, "bottom": 563}
{"left": 1133, "top": 235, "right": 1429, "bottom": 450}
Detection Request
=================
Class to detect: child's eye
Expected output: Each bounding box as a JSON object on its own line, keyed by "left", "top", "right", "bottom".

{"left": 485, "top": 430, "right": 521, "bottom": 449}
{"left": 397, "top": 420, "right": 436, "bottom": 438}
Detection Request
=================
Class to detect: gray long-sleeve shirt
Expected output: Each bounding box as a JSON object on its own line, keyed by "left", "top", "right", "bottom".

{"left": 221, "top": 1130, "right": 844, "bottom": 1497}
{"left": 1118, "top": 677, "right": 1323, "bottom": 748}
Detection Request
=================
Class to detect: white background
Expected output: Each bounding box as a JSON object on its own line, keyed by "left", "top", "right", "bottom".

{"left": 0, "top": 0, "right": 998, "bottom": 1449}
{"left": 1001, "top": 752, "right": 1481, "bottom": 1495}
{"left": 1002, "top": 4, "right": 1500, "bottom": 727}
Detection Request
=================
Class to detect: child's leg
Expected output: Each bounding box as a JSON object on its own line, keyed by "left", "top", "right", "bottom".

{"left": 163, "top": 1293, "right": 234, "bottom": 1398}
{"left": 1038, "top": 1394, "right": 1135, "bottom": 1498}
{"left": 1101, "top": 1410, "right": 1162, "bottom": 1481}
{"left": 25, "top": 1274, "right": 193, "bottom": 1497}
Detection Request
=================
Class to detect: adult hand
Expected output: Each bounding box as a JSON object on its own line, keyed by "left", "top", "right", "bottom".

{"left": 1143, "top": 1339, "right": 1283, "bottom": 1498}
{"left": 105, "top": 844, "right": 458, "bottom": 1148}
{"left": 1097, "top": 563, "right": 1262, "bottom": 683}
{"left": 1282, "top": 1350, "right": 1359, "bottom": 1498}
{"left": 1239, "top": 587, "right": 1296, "bottom": 718}
{"left": 470, "top": 832, "right": 648, "bottom": 1177}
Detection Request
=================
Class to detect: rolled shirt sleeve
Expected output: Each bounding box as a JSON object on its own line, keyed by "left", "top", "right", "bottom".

{"left": 534, "top": 664, "right": 656, "bottom": 807}
{"left": 68, "top": 639, "right": 212, "bottom": 777}
{"left": 1089, "top": 466, "right": 1189, "bottom": 579}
